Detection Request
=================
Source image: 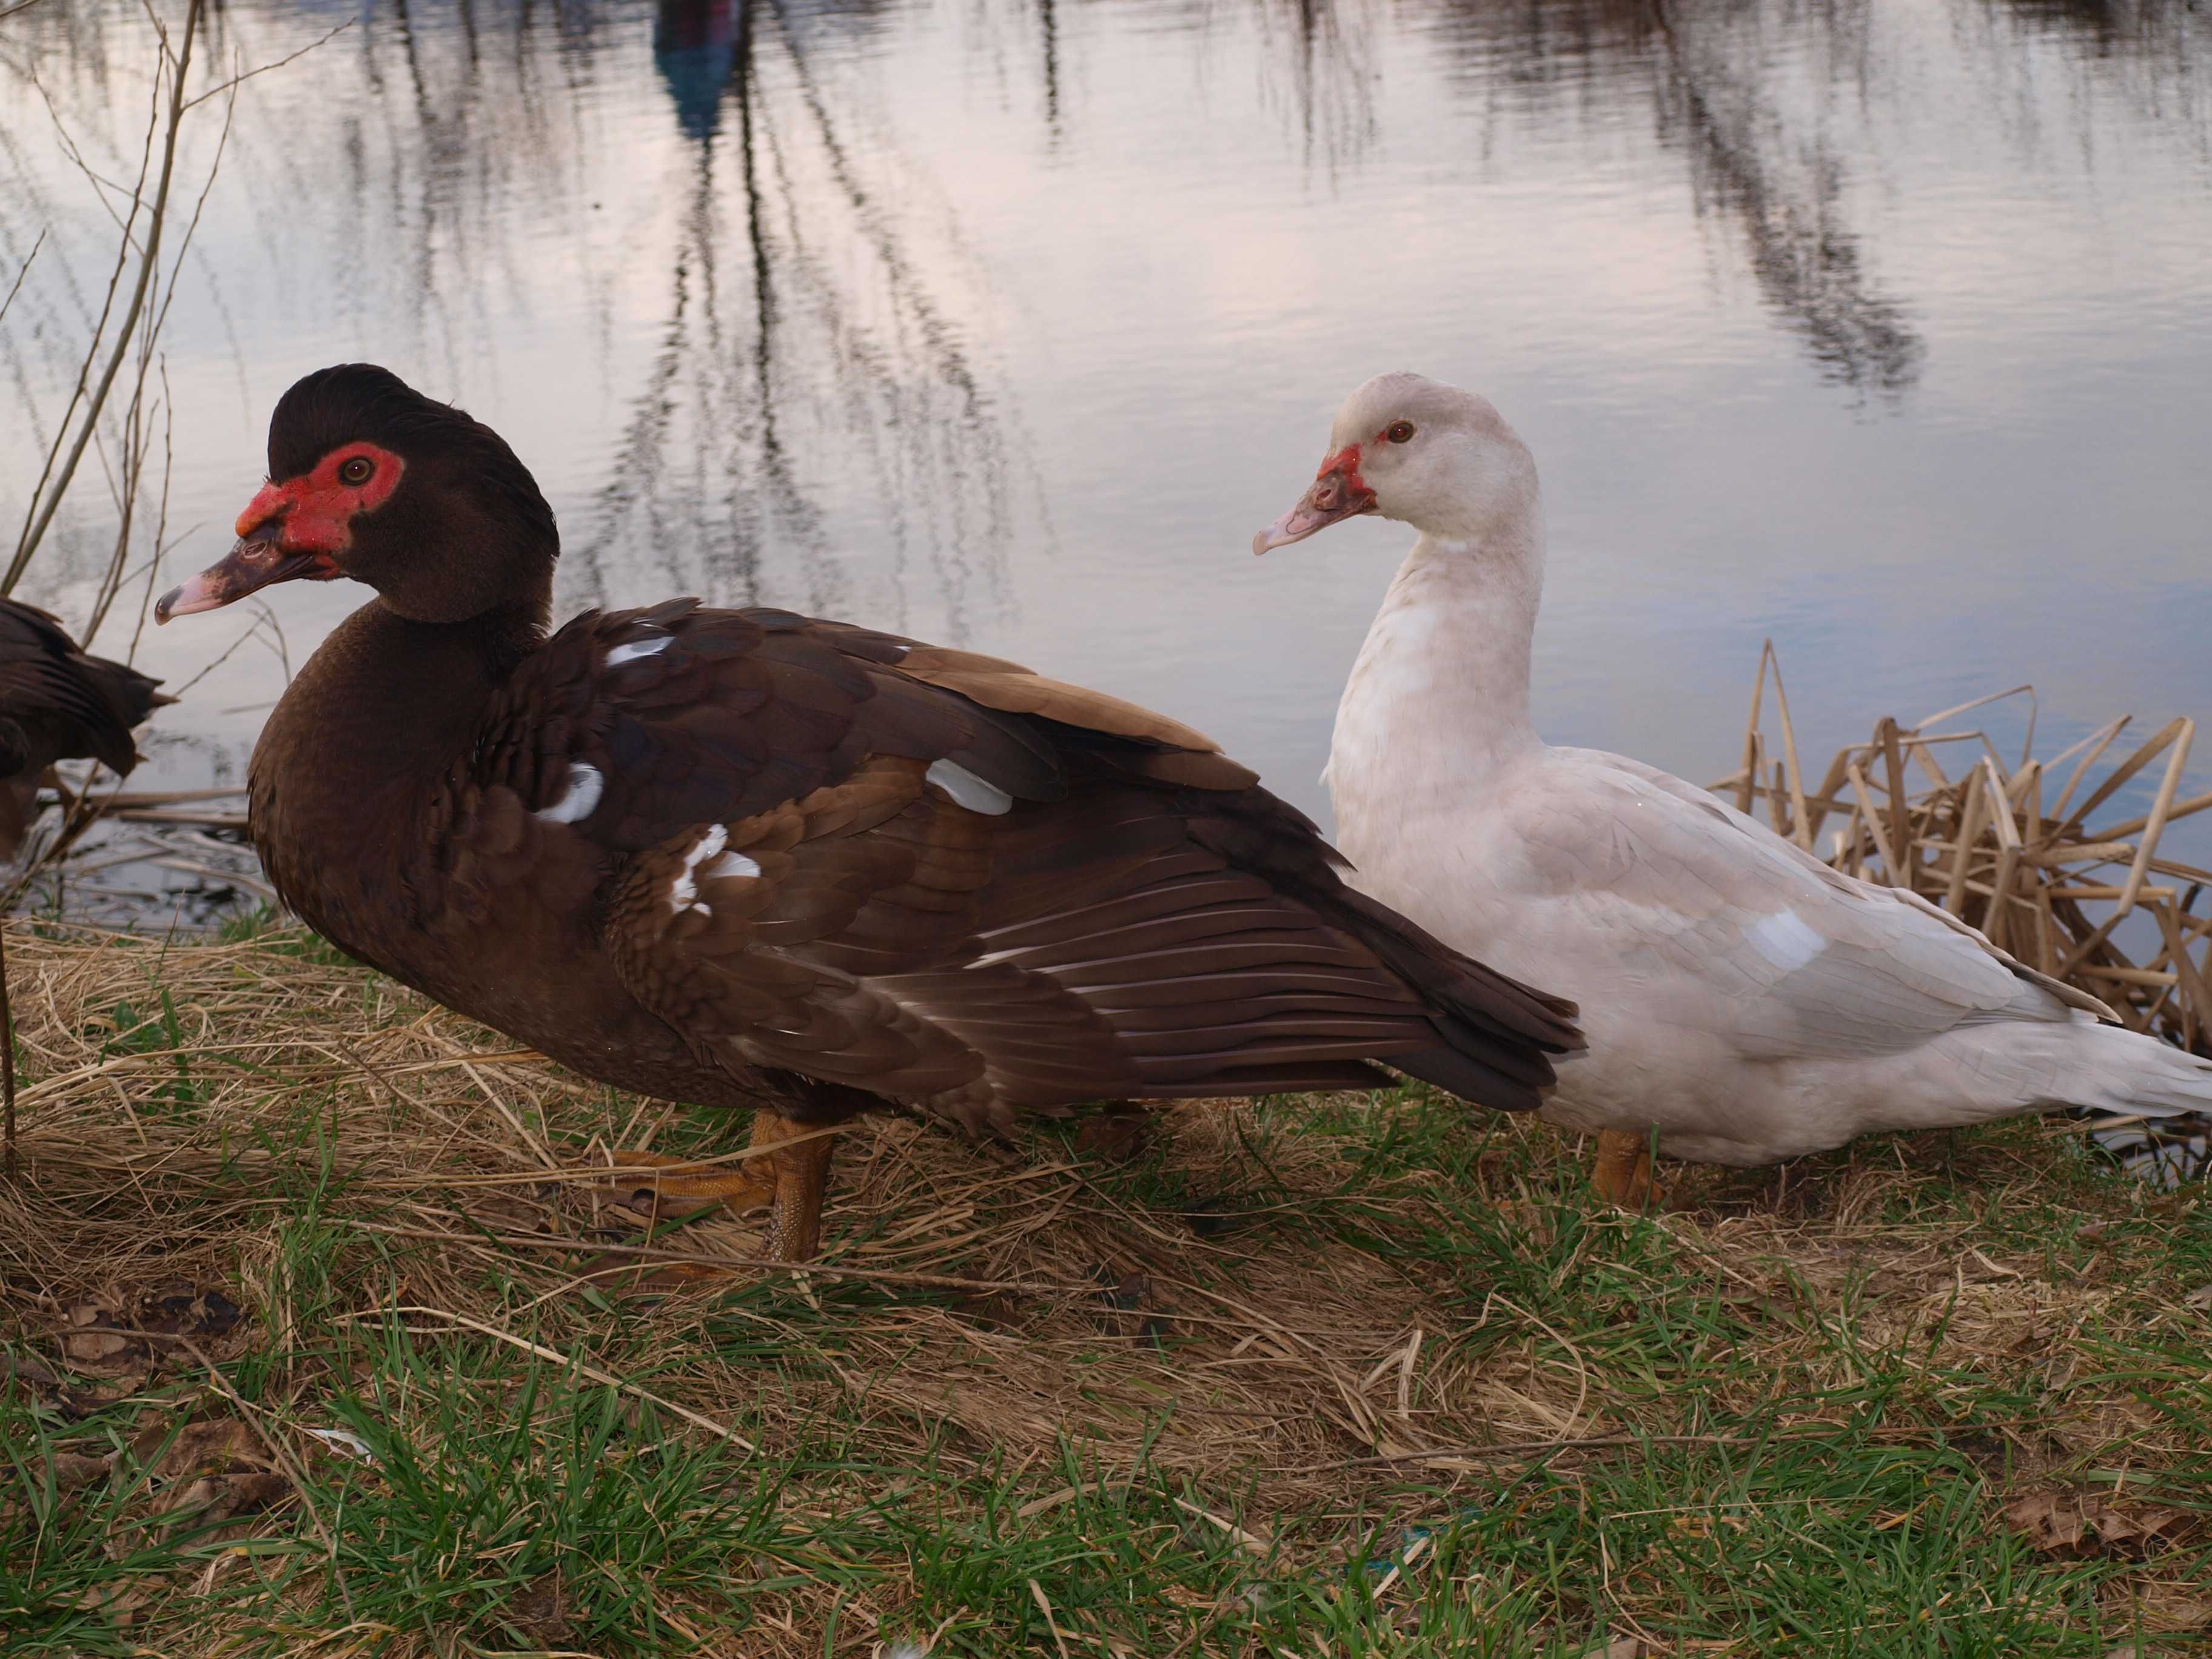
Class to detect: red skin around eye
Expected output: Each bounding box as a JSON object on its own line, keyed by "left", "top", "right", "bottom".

{"left": 234, "top": 442, "right": 406, "bottom": 552}
{"left": 1317, "top": 441, "right": 1368, "bottom": 494}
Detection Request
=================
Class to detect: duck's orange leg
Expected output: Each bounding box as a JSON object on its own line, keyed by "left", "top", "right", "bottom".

{"left": 603, "top": 1110, "right": 836, "bottom": 1262}
{"left": 748, "top": 1110, "right": 834, "bottom": 1262}
{"left": 1591, "top": 1128, "right": 1666, "bottom": 1210}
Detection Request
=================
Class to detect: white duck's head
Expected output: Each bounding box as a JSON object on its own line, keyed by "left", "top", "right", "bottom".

{"left": 1253, "top": 372, "right": 1537, "bottom": 553}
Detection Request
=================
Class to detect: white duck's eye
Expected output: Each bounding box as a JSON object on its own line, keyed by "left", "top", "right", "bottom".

{"left": 1386, "top": 421, "right": 1416, "bottom": 444}
{"left": 338, "top": 456, "right": 374, "bottom": 486}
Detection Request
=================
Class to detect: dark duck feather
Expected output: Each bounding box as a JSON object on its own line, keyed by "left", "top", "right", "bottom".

{"left": 158, "top": 364, "right": 1582, "bottom": 1259}
{"left": 0, "top": 600, "right": 168, "bottom": 857}
{"left": 0, "top": 598, "right": 168, "bottom": 1174}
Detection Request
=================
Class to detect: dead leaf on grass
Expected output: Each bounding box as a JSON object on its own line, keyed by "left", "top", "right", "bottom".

{"left": 2138, "top": 1580, "right": 2212, "bottom": 1632}
{"left": 2, "top": 1350, "right": 59, "bottom": 1388}
{"left": 47, "top": 1450, "right": 113, "bottom": 1490}
{"left": 55, "top": 1283, "right": 246, "bottom": 1382}
{"left": 71, "top": 1579, "right": 155, "bottom": 1629}
{"left": 132, "top": 1413, "right": 265, "bottom": 1480}
{"left": 172, "top": 1469, "right": 290, "bottom": 1522}
{"left": 2005, "top": 1490, "right": 2194, "bottom": 1558}
{"left": 124, "top": 1416, "right": 293, "bottom": 1532}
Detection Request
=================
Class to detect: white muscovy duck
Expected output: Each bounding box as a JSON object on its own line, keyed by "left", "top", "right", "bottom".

{"left": 1254, "top": 371, "right": 2212, "bottom": 1204}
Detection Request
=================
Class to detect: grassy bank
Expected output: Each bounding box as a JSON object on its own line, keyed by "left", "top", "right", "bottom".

{"left": 2, "top": 917, "right": 2208, "bottom": 1657}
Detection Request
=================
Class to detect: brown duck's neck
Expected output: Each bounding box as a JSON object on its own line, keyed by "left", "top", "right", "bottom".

{"left": 250, "top": 594, "right": 546, "bottom": 886}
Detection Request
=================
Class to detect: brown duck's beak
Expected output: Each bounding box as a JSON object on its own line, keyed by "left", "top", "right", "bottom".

{"left": 1251, "top": 445, "right": 1379, "bottom": 555}
{"left": 155, "top": 521, "right": 338, "bottom": 623}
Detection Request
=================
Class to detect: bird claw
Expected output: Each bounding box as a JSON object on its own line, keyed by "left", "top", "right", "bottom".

{"left": 598, "top": 1148, "right": 777, "bottom": 1221}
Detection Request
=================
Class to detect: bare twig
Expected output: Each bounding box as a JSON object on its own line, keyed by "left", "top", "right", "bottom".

{"left": 184, "top": 18, "right": 353, "bottom": 110}
{"left": 0, "top": 230, "right": 44, "bottom": 329}
{"left": 5, "top": 0, "right": 204, "bottom": 594}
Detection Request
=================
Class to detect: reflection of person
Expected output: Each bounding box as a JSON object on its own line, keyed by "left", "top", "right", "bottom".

{"left": 654, "top": 0, "right": 739, "bottom": 142}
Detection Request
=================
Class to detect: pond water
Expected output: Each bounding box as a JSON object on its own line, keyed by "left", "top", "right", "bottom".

{"left": 3, "top": 0, "right": 2211, "bottom": 925}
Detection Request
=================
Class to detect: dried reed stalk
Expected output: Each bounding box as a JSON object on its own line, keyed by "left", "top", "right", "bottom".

{"left": 1714, "top": 643, "right": 2212, "bottom": 1055}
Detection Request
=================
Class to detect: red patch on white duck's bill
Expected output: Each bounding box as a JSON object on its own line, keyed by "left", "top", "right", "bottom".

{"left": 1252, "top": 443, "right": 1379, "bottom": 554}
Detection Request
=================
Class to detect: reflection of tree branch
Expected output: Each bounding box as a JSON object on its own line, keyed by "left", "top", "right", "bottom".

{"left": 580, "top": 0, "right": 1026, "bottom": 636}
{"left": 1651, "top": 0, "right": 1922, "bottom": 398}
{"left": 762, "top": 0, "right": 1012, "bottom": 628}
{"left": 1037, "top": 0, "right": 1060, "bottom": 143}
{"left": 1427, "top": 0, "right": 1923, "bottom": 398}
{"left": 735, "top": 0, "right": 825, "bottom": 607}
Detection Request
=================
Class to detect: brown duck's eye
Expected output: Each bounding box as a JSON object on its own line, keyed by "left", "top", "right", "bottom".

{"left": 338, "top": 456, "right": 374, "bottom": 486}
{"left": 1386, "top": 421, "right": 1416, "bottom": 444}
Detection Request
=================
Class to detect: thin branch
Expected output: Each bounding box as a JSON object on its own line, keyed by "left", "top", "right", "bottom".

{"left": 123, "top": 358, "right": 176, "bottom": 665}
{"left": 184, "top": 18, "right": 353, "bottom": 110}
{"left": 0, "top": 229, "right": 44, "bottom": 330}
{"left": 8, "top": 75, "right": 164, "bottom": 558}
{"left": 5, "top": 0, "right": 203, "bottom": 594}
{"left": 87, "top": 64, "right": 235, "bottom": 642}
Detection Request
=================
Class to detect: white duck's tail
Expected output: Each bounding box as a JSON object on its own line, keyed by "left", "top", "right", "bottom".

{"left": 2052, "top": 1020, "right": 2212, "bottom": 1121}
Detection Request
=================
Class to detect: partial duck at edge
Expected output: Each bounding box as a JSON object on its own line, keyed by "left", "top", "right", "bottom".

{"left": 0, "top": 600, "right": 167, "bottom": 859}
{"left": 158, "top": 363, "right": 1583, "bottom": 1260}
{"left": 1255, "top": 371, "right": 2212, "bottom": 1205}
{"left": 0, "top": 597, "right": 169, "bottom": 1172}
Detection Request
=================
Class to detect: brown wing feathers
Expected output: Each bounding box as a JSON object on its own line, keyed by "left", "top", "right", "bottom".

{"left": 0, "top": 600, "right": 167, "bottom": 782}
{"left": 0, "top": 600, "right": 166, "bottom": 857}
{"left": 520, "top": 602, "right": 1578, "bottom": 1131}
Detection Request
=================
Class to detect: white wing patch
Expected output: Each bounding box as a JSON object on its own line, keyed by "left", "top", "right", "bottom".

{"left": 1743, "top": 909, "right": 1828, "bottom": 973}
{"left": 925, "top": 759, "right": 1013, "bottom": 816}
{"left": 703, "top": 851, "right": 760, "bottom": 881}
{"left": 535, "top": 762, "right": 604, "bottom": 824}
{"left": 605, "top": 634, "right": 672, "bottom": 668}
{"left": 669, "top": 825, "right": 728, "bottom": 914}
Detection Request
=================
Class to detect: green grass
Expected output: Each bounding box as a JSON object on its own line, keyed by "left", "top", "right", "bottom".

{"left": 4, "top": 922, "right": 2210, "bottom": 1656}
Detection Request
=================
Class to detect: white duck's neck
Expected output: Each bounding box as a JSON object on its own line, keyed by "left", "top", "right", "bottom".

{"left": 1329, "top": 523, "right": 1546, "bottom": 856}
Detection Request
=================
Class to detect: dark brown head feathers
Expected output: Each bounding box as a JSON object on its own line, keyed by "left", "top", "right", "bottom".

{"left": 269, "top": 364, "right": 559, "bottom": 626}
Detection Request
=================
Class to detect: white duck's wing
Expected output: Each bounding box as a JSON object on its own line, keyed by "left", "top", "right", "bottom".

{"left": 1521, "top": 750, "right": 2105, "bottom": 1063}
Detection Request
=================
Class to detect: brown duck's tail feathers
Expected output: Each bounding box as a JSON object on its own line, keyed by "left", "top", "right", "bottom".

{"left": 1181, "top": 791, "right": 1583, "bottom": 1113}
{"left": 1317, "top": 885, "right": 1583, "bottom": 1111}
{"left": 75, "top": 652, "right": 170, "bottom": 744}
{"left": 0, "top": 600, "right": 168, "bottom": 779}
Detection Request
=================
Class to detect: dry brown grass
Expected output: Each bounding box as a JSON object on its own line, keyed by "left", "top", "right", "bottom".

{"left": 3, "top": 917, "right": 2209, "bottom": 1655}
{"left": 1720, "top": 644, "right": 2212, "bottom": 1061}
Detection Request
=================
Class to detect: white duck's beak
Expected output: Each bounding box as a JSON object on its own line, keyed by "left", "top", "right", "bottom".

{"left": 1252, "top": 443, "right": 1378, "bottom": 554}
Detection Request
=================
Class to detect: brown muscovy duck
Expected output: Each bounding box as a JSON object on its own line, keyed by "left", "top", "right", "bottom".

{"left": 155, "top": 364, "right": 1581, "bottom": 1261}
{"left": 0, "top": 598, "right": 169, "bottom": 1171}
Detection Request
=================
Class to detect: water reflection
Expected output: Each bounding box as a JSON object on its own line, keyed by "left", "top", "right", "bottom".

{"left": 575, "top": 0, "right": 1024, "bottom": 631}
{"left": 1, "top": 0, "right": 1025, "bottom": 633}
{"left": 1429, "top": 0, "right": 1923, "bottom": 396}
{"left": 1, "top": 0, "right": 2210, "bottom": 941}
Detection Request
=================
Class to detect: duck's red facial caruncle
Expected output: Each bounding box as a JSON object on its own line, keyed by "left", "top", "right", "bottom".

{"left": 155, "top": 441, "right": 406, "bottom": 622}
{"left": 1251, "top": 440, "right": 1380, "bottom": 555}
